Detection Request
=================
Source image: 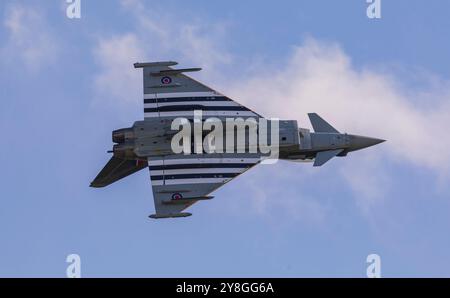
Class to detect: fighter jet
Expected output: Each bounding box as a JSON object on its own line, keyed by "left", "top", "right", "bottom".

{"left": 90, "top": 61, "right": 385, "bottom": 219}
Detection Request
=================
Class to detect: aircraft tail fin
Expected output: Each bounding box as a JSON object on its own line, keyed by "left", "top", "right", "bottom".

{"left": 308, "top": 113, "right": 339, "bottom": 133}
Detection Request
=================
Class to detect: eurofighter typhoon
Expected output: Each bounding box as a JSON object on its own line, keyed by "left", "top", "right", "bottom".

{"left": 90, "top": 61, "right": 385, "bottom": 219}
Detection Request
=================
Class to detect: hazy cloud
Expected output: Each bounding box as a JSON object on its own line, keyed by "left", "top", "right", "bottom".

{"left": 93, "top": 33, "right": 144, "bottom": 106}
{"left": 119, "top": 0, "right": 232, "bottom": 70}
{"left": 225, "top": 39, "right": 450, "bottom": 212}
{"left": 228, "top": 39, "right": 450, "bottom": 172}
{"left": 1, "top": 4, "right": 59, "bottom": 71}
{"left": 92, "top": 1, "right": 231, "bottom": 109}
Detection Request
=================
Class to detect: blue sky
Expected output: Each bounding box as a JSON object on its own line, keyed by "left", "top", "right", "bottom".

{"left": 1, "top": 0, "right": 450, "bottom": 277}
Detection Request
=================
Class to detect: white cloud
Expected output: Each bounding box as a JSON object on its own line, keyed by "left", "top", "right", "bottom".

{"left": 93, "top": 33, "right": 145, "bottom": 106}
{"left": 92, "top": 0, "right": 232, "bottom": 107}
{"left": 118, "top": 0, "right": 232, "bottom": 69}
{"left": 2, "top": 4, "right": 59, "bottom": 71}
{"left": 339, "top": 154, "right": 391, "bottom": 214}
{"left": 227, "top": 39, "right": 450, "bottom": 172}
{"left": 223, "top": 39, "right": 450, "bottom": 213}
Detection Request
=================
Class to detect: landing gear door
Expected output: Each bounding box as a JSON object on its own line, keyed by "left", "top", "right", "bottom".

{"left": 299, "top": 128, "right": 312, "bottom": 150}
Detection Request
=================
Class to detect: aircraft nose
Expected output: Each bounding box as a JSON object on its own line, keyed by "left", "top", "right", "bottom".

{"left": 348, "top": 135, "right": 385, "bottom": 151}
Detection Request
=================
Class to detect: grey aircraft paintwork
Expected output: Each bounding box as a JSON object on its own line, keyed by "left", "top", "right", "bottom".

{"left": 91, "top": 61, "right": 385, "bottom": 219}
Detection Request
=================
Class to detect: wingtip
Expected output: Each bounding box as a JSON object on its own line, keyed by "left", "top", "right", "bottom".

{"left": 90, "top": 182, "right": 104, "bottom": 188}
{"left": 149, "top": 212, "right": 192, "bottom": 219}
{"left": 134, "top": 61, "right": 179, "bottom": 68}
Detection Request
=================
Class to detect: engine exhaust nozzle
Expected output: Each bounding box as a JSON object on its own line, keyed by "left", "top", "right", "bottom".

{"left": 112, "top": 128, "right": 134, "bottom": 144}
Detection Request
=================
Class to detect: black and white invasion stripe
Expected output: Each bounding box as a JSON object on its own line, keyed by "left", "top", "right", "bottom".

{"left": 143, "top": 91, "right": 259, "bottom": 118}
{"left": 148, "top": 157, "right": 260, "bottom": 186}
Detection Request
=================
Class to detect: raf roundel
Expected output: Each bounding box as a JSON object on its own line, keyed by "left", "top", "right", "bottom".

{"left": 161, "top": 76, "right": 172, "bottom": 85}
{"left": 172, "top": 193, "right": 183, "bottom": 200}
